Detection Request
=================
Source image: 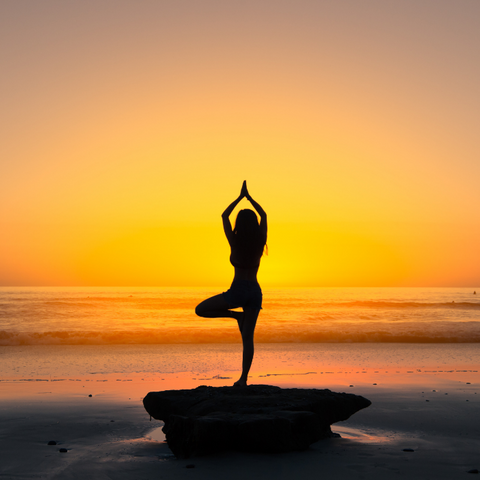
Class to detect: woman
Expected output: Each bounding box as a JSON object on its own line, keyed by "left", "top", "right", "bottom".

{"left": 195, "top": 181, "right": 267, "bottom": 386}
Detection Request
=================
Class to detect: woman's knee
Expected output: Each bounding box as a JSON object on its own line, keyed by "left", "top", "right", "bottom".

{"left": 195, "top": 294, "right": 230, "bottom": 317}
{"left": 195, "top": 302, "right": 206, "bottom": 317}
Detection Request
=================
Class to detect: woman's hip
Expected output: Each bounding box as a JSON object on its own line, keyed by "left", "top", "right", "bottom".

{"left": 222, "top": 279, "right": 262, "bottom": 310}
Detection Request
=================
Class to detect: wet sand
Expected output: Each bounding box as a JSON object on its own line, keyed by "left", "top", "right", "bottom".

{"left": 1, "top": 364, "right": 479, "bottom": 480}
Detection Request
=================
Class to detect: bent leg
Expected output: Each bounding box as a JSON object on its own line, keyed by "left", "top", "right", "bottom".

{"left": 195, "top": 294, "right": 240, "bottom": 319}
{"left": 234, "top": 307, "right": 260, "bottom": 386}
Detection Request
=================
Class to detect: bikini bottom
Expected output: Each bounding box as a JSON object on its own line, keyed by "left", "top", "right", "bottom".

{"left": 222, "top": 279, "right": 263, "bottom": 310}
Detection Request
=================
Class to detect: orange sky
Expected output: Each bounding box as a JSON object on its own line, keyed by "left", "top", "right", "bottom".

{"left": 1, "top": 1, "right": 480, "bottom": 287}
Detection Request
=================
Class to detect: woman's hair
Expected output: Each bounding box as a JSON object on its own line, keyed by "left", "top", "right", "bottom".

{"left": 233, "top": 209, "right": 267, "bottom": 259}
{"left": 234, "top": 209, "right": 260, "bottom": 238}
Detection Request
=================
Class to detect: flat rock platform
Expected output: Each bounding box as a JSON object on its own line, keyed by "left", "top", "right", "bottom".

{"left": 143, "top": 385, "right": 371, "bottom": 457}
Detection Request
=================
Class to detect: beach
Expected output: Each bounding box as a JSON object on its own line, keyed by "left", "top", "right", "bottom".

{"left": 1, "top": 343, "right": 479, "bottom": 479}
{"left": 3, "top": 0, "right": 480, "bottom": 475}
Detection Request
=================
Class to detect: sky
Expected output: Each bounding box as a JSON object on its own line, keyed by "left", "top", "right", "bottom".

{"left": 1, "top": 1, "right": 479, "bottom": 287}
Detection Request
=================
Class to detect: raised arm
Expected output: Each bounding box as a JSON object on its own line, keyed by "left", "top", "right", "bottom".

{"left": 244, "top": 182, "right": 267, "bottom": 240}
{"left": 221, "top": 182, "right": 245, "bottom": 245}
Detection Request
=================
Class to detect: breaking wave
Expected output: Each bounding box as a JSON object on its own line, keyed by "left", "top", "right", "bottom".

{"left": 2, "top": 324, "right": 480, "bottom": 346}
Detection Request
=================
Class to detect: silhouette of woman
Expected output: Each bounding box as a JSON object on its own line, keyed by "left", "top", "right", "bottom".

{"left": 195, "top": 181, "right": 267, "bottom": 386}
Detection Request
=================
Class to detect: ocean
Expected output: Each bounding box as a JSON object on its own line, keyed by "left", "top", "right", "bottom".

{"left": 1, "top": 286, "right": 480, "bottom": 345}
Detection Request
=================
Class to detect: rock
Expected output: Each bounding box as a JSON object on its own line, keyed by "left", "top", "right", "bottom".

{"left": 47, "top": 440, "right": 57, "bottom": 445}
{"left": 143, "top": 385, "right": 371, "bottom": 457}
{"left": 59, "top": 448, "right": 68, "bottom": 453}
{"left": 403, "top": 448, "right": 415, "bottom": 452}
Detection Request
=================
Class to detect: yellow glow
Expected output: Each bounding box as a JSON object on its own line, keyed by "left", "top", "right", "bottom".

{"left": 1, "top": 2, "right": 480, "bottom": 286}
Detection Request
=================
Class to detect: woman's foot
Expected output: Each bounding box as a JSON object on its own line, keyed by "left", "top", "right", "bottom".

{"left": 231, "top": 310, "right": 244, "bottom": 321}
{"left": 233, "top": 311, "right": 245, "bottom": 333}
{"left": 233, "top": 379, "right": 247, "bottom": 387}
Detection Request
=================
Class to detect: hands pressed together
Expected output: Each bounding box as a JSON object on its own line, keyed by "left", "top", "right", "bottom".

{"left": 223, "top": 180, "right": 266, "bottom": 221}
{"left": 240, "top": 180, "right": 251, "bottom": 201}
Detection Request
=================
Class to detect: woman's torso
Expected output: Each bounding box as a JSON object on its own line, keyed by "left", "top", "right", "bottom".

{"left": 230, "top": 243, "right": 263, "bottom": 282}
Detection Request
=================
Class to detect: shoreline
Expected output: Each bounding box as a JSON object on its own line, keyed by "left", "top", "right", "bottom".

{"left": 1, "top": 344, "right": 479, "bottom": 479}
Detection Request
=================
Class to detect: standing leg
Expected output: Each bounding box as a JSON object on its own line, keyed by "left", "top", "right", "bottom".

{"left": 195, "top": 294, "right": 241, "bottom": 320}
{"left": 234, "top": 307, "right": 260, "bottom": 386}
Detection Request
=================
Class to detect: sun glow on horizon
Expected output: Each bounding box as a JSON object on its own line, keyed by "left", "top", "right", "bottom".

{"left": 1, "top": 2, "right": 480, "bottom": 287}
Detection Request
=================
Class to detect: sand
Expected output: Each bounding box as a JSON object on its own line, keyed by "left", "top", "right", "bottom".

{"left": 1, "top": 365, "right": 479, "bottom": 480}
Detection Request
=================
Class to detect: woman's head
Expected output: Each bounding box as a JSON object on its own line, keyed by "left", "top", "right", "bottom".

{"left": 234, "top": 209, "right": 259, "bottom": 236}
